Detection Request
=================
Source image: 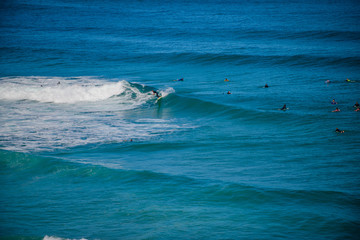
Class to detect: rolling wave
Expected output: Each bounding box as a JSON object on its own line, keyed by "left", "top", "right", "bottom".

{"left": 0, "top": 76, "right": 182, "bottom": 152}
{"left": 119, "top": 51, "right": 360, "bottom": 69}
{"left": 0, "top": 75, "right": 321, "bottom": 152}
{"left": 164, "top": 92, "right": 315, "bottom": 128}
{"left": 232, "top": 29, "right": 360, "bottom": 41}
{"left": 2, "top": 150, "right": 358, "bottom": 208}
{"left": 0, "top": 76, "right": 153, "bottom": 104}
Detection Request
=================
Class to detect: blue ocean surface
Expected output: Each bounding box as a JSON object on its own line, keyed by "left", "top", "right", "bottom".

{"left": 1, "top": 0, "right": 360, "bottom": 239}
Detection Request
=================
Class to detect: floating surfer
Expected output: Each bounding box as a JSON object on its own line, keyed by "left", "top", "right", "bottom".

{"left": 332, "top": 107, "right": 340, "bottom": 112}
{"left": 280, "top": 104, "right": 288, "bottom": 111}
{"left": 227, "top": 91, "right": 231, "bottom": 94}
{"left": 224, "top": 78, "right": 229, "bottom": 82}
{"left": 335, "top": 128, "right": 344, "bottom": 133}
{"left": 345, "top": 78, "right": 358, "bottom": 82}
{"left": 174, "top": 78, "right": 184, "bottom": 81}
{"left": 331, "top": 99, "right": 337, "bottom": 105}
{"left": 353, "top": 102, "right": 359, "bottom": 108}
{"left": 325, "top": 80, "right": 331, "bottom": 84}
{"left": 264, "top": 83, "right": 269, "bottom": 88}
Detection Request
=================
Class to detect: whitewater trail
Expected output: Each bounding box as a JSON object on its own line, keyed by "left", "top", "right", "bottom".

{"left": 0, "top": 76, "right": 148, "bottom": 104}
{"left": 0, "top": 76, "right": 188, "bottom": 152}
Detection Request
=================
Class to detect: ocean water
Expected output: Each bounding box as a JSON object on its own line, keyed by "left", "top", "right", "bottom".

{"left": 1, "top": 0, "right": 360, "bottom": 239}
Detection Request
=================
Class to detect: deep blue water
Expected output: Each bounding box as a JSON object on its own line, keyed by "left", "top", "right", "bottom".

{"left": 1, "top": 0, "right": 360, "bottom": 239}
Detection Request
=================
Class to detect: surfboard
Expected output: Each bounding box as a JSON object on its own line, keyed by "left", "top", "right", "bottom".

{"left": 155, "top": 96, "right": 162, "bottom": 103}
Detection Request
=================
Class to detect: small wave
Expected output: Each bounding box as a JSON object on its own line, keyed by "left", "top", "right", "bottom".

{"left": 125, "top": 51, "right": 360, "bottom": 69}
{"left": 43, "top": 236, "right": 87, "bottom": 240}
{"left": 162, "top": 93, "right": 304, "bottom": 126}
{"left": 235, "top": 29, "right": 360, "bottom": 42}
{"left": 2, "top": 150, "right": 358, "bottom": 209}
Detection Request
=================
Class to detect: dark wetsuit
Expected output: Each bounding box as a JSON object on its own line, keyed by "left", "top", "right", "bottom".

{"left": 335, "top": 128, "right": 344, "bottom": 133}
{"left": 153, "top": 91, "right": 160, "bottom": 98}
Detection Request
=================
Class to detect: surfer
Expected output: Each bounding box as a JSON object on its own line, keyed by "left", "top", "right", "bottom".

{"left": 280, "top": 104, "right": 287, "bottom": 111}
{"left": 353, "top": 102, "right": 359, "bottom": 108}
{"left": 335, "top": 128, "right": 344, "bottom": 133}
{"left": 331, "top": 99, "right": 337, "bottom": 105}
{"left": 332, "top": 107, "right": 340, "bottom": 112}
{"left": 224, "top": 78, "right": 229, "bottom": 82}
{"left": 264, "top": 83, "right": 269, "bottom": 88}
{"left": 227, "top": 91, "right": 231, "bottom": 94}
{"left": 152, "top": 90, "right": 161, "bottom": 98}
{"left": 325, "top": 80, "right": 331, "bottom": 84}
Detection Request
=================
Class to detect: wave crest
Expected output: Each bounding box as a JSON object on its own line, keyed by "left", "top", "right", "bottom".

{"left": 0, "top": 76, "right": 151, "bottom": 104}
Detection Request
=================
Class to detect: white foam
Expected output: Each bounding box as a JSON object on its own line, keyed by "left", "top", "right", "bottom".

{"left": 0, "top": 76, "right": 146, "bottom": 104}
{"left": 158, "top": 87, "right": 175, "bottom": 98}
{"left": 0, "top": 76, "right": 189, "bottom": 152}
{"left": 43, "top": 235, "right": 87, "bottom": 240}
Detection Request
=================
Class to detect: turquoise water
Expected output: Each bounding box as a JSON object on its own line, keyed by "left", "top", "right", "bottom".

{"left": 1, "top": 0, "right": 360, "bottom": 239}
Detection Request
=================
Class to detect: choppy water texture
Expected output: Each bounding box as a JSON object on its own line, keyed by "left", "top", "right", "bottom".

{"left": 1, "top": 0, "right": 360, "bottom": 239}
